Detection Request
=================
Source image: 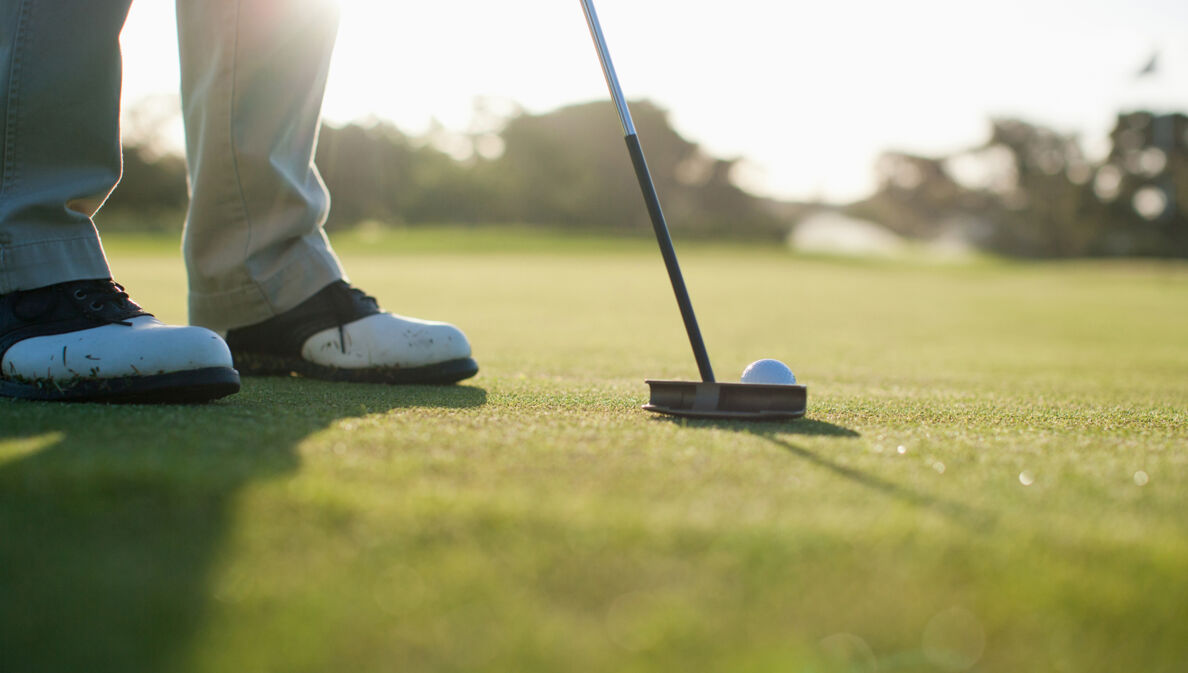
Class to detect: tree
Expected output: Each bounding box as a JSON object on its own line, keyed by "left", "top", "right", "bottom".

{"left": 487, "top": 101, "right": 785, "bottom": 238}
{"left": 848, "top": 113, "right": 1188, "bottom": 258}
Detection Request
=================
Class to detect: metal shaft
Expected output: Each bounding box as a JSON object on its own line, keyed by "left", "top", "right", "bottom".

{"left": 579, "top": 0, "right": 716, "bottom": 383}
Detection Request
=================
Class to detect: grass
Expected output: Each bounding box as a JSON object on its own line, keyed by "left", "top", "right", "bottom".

{"left": 2, "top": 226, "right": 1187, "bottom": 673}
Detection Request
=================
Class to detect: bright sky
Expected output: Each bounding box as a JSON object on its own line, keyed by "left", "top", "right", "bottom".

{"left": 120, "top": 0, "right": 1188, "bottom": 202}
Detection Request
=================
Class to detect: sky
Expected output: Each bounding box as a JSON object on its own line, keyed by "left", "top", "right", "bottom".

{"left": 120, "top": 0, "right": 1188, "bottom": 202}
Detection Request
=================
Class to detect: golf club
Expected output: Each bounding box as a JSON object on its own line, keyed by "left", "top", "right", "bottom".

{"left": 578, "top": 0, "right": 807, "bottom": 420}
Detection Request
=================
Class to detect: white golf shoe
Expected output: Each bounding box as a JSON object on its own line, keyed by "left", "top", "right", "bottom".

{"left": 0, "top": 279, "right": 240, "bottom": 402}
{"left": 223, "top": 281, "right": 477, "bottom": 384}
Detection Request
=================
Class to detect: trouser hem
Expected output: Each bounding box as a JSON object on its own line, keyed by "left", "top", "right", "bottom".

{"left": 188, "top": 240, "right": 345, "bottom": 331}
{"left": 0, "top": 234, "right": 111, "bottom": 294}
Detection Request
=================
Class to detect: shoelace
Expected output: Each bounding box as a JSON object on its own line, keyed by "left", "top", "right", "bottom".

{"left": 330, "top": 283, "right": 378, "bottom": 354}
{"left": 72, "top": 280, "right": 138, "bottom": 326}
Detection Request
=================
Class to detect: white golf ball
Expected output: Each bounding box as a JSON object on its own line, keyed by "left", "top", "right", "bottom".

{"left": 740, "top": 359, "right": 797, "bottom": 385}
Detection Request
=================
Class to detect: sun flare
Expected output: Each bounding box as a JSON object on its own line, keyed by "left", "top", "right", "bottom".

{"left": 120, "top": 0, "right": 1188, "bottom": 201}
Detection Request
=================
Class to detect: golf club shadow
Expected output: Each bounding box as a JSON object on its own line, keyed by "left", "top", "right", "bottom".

{"left": 0, "top": 379, "right": 486, "bottom": 673}
{"left": 751, "top": 431, "right": 995, "bottom": 532}
{"left": 649, "top": 416, "right": 860, "bottom": 438}
{"left": 651, "top": 416, "right": 993, "bottom": 532}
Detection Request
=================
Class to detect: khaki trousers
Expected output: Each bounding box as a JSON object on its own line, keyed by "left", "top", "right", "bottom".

{"left": 0, "top": 0, "right": 347, "bottom": 331}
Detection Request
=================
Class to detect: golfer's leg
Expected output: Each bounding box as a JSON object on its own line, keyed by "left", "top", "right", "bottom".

{"left": 177, "top": 0, "right": 347, "bottom": 332}
{"left": 177, "top": 0, "right": 476, "bottom": 384}
{"left": 0, "top": 0, "right": 239, "bottom": 402}
{"left": 0, "top": 0, "right": 127, "bottom": 294}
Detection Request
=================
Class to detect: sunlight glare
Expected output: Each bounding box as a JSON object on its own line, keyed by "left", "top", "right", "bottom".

{"left": 119, "top": 0, "right": 1188, "bottom": 202}
{"left": 0, "top": 433, "right": 64, "bottom": 467}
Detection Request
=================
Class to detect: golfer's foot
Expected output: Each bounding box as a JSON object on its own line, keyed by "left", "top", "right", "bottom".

{"left": 223, "top": 281, "right": 477, "bottom": 384}
{"left": 0, "top": 279, "right": 240, "bottom": 403}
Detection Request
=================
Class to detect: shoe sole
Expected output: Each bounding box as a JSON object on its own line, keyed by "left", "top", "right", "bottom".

{"left": 232, "top": 354, "right": 479, "bottom": 385}
{"left": 0, "top": 367, "right": 241, "bottom": 404}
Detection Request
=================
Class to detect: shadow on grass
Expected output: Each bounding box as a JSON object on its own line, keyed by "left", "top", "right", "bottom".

{"left": 0, "top": 379, "right": 486, "bottom": 673}
{"left": 653, "top": 416, "right": 994, "bottom": 532}
{"left": 754, "top": 431, "right": 995, "bottom": 532}
{"left": 649, "top": 415, "right": 860, "bottom": 437}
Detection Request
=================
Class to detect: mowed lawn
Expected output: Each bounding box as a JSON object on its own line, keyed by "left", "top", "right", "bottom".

{"left": 2, "top": 227, "right": 1187, "bottom": 673}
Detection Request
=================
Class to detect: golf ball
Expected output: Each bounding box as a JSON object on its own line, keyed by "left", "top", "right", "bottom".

{"left": 740, "top": 359, "right": 797, "bottom": 385}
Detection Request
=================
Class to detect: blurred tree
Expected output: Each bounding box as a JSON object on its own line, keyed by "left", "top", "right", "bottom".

{"left": 107, "top": 95, "right": 1186, "bottom": 256}
{"left": 982, "top": 119, "right": 1099, "bottom": 256}
{"left": 98, "top": 144, "right": 189, "bottom": 231}
{"left": 315, "top": 121, "right": 498, "bottom": 229}
{"left": 96, "top": 95, "right": 190, "bottom": 231}
{"left": 313, "top": 100, "right": 785, "bottom": 238}
{"left": 848, "top": 113, "right": 1188, "bottom": 258}
{"left": 1096, "top": 112, "right": 1188, "bottom": 255}
{"left": 850, "top": 152, "right": 980, "bottom": 239}
{"left": 487, "top": 101, "right": 785, "bottom": 238}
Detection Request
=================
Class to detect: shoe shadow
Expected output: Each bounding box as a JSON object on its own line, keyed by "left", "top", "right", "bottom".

{"left": 0, "top": 379, "right": 486, "bottom": 673}
{"left": 651, "top": 416, "right": 993, "bottom": 531}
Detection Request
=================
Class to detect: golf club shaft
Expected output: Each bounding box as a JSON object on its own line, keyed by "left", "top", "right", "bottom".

{"left": 579, "top": 0, "right": 716, "bottom": 383}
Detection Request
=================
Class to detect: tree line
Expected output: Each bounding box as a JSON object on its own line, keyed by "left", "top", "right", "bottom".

{"left": 849, "top": 112, "right": 1187, "bottom": 257}
{"left": 103, "top": 101, "right": 1187, "bottom": 257}
{"left": 103, "top": 100, "right": 785, "bottom": 240}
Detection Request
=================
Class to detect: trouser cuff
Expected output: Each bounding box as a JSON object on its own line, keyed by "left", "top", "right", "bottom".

{"left": 0, "top": 235, "right": 112, "bottom": 294}
{"left": 187, "top": 241, "right": 345, "bottom": 332}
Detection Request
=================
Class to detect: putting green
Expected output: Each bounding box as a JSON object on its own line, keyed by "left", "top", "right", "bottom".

{"left": 2, "top": 227, "right": 1186, "bottom": 672}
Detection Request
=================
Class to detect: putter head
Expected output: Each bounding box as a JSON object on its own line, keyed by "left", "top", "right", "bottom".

{"left": 643, "top": 380, "right": 807, "bottom": 421}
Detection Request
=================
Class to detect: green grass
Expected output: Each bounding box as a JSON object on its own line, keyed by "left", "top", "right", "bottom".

{"left": 3, "top": 226, "right": 1187, "bottom": 673}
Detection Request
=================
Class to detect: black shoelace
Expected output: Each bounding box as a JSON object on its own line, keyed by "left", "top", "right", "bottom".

{"left": 330, "top": 283, "right": 379, "bottom": 353}
{"left": 71, "top": 280, "right": 140, "bottom": 326}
